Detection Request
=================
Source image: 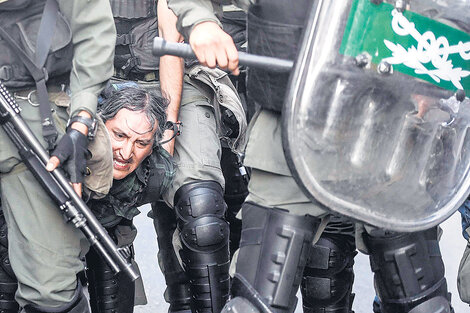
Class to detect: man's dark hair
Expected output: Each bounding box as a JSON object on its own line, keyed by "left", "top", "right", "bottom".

{"left": 98, "top": 86, "right": 169, "bottom": 143}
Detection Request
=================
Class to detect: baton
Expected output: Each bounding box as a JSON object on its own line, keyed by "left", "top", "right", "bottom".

{"left": 153, "top": 37, "right": 294, "bottom": 72}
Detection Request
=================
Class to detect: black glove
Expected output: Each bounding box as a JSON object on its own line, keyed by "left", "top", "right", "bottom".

{"left": 51, "top": 128, "right": 89, "bottom": 183}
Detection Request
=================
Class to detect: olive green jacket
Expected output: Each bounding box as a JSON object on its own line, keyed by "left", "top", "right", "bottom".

{"left": 57, "top": 0, "right": 116, "bottom": 117}
{"left": 167, "top": 0, "right": 250, "bottom": 40}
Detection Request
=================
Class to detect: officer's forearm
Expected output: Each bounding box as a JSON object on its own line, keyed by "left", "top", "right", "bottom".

{"left": 167, "top": 0, "right": 222, "bottom": 40}
{"left": 160, "top": 56, "right": 183, "bottom": 123}
{"left": 158, "top": 0, "right": 184, "bottom": 121}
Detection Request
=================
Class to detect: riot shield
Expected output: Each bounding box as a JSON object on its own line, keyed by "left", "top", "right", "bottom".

{"left": 283, "top": 0, "right": 470, "bottom": 231}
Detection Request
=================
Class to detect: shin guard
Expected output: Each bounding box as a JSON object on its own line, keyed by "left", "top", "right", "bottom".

{"left": 230, "top": 202, "right": 320, "bottom": 313}
{"left": 365, "top": 227, "right": 452, "bottom": 313}
{"left": 174, "top": 181, "right": 230, "bottom": 313}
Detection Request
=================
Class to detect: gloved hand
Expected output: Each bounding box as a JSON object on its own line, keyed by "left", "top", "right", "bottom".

{"left": 46, "top": 128, "right": 89, "bottom": 184}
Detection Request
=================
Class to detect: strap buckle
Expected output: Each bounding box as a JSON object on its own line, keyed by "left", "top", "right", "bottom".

{"left": 67, "top": 115, "right": 98, "bottom": 141}
{"left": 159, "top": 120, "right": 182, "bottom": 145}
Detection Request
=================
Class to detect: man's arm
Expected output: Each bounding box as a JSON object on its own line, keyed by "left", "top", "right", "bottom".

{"left": 60, "top": 0, "right": 116, "bottom": 119}
{"left": 46, "top": 0, "right": 116, "bottom": 196}
{"left": 158, "top": 0, "right": 184, "bottom": 155}
{"left": 167, "top": 0, "right": 239, "bottom": 75}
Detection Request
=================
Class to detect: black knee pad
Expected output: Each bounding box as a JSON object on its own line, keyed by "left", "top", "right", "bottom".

{"left": 175, "top": 181, "right": 229, "bottom": 253}
{"left": 233, "top": 202, "right": 320, "bottom": 313}
{"left": 220, "top": 148, "right": 249, "bottom": 210}
{"left": 174, "top": 181, "right": 230, "bottom": 313}
{"left": 301, "top": 232, "right": 357, "bottom": 313}
{"left": 365, "top": 227, "right": 451, "bottom": 313}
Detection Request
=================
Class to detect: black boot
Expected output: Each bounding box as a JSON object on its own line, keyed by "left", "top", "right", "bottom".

{"left": 0, "top": 207, "right": 19, "bottom": 313}
{"left": 151, "top": 200, "right": 191, "bottom": 313}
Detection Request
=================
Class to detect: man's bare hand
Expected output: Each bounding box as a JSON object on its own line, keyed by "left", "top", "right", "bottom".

{"left": 189, "top": 21, "right": 239, "bottom": 75}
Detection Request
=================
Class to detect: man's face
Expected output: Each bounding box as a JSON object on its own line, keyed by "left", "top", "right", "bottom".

{"left": 105, "top": 108, "right": 157, "bottom": 180}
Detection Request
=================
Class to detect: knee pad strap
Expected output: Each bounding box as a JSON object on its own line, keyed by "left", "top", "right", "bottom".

{"left": 302, "top": 233, "right": 356, "bottom": 313}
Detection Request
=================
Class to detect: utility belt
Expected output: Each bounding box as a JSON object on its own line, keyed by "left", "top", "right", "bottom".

{"left": 113, "top": 68, "right": 159, "bottom": 82}
{"left": 10, "top": 74, "right": 70, "bottom": 109}
{"left": 8, "top": 73, "right": 70, "bottom": 92}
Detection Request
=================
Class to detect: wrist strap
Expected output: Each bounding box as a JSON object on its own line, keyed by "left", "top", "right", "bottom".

{"left": 67, "top": 115, "right": 97, "bottom": 141}
{"left": 159, "top": 121, "right": 182, "bottom": 145}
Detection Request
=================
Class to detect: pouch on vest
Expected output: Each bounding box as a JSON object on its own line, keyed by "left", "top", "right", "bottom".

{"left": 0, "top": 0, "right": 72, "bottom": 88}
{"left": 111, "top": 0, "right": 159, "bottom": 76}
{"left": 185, "top": 65, "right": 248, "bottom": 155}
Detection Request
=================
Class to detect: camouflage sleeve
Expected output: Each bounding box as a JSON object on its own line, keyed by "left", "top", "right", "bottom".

{"left": 58, "top": 0, "right": 116, "bottom": 117}
{"left": 156, "top": 148, "right": 177, "bottom": 196}
{"left": 138, "top": 148, "right": 177, "bottom": 205}
{"left": 167, "top": 0, "right": 225, "bottom": 40}
{"left": 459, "top": 200, "right": 470, "bottom": 241}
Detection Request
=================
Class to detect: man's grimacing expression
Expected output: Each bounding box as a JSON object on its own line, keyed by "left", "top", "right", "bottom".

{"left": 105, "top": 108, "right": 157, "bottom": 180}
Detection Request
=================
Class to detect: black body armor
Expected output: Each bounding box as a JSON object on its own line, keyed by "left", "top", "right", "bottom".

{"left": 246, "top": 0, "right": 313, "bottom": 112}
{"left": 110, "top": 0, "right": 159, "bottom": 78}
{"left": 0, "top": 0, "right": 73, "bottom": 88}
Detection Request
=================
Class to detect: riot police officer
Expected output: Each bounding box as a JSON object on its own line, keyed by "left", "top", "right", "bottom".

{"left": 0, "top": 0, "right": 116, "bottom": 311}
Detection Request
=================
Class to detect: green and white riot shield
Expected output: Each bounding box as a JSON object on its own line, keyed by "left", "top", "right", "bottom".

{"left": 283, "top": 0, "right": 470, "bottom": 231}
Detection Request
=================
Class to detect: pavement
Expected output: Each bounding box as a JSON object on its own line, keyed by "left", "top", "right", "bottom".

{"left": 133, "top": 204, "right": 470, "bottom": 312}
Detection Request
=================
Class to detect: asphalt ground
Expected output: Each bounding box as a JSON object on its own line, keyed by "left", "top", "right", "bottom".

{"left": 133, "top": 204, "right": 470, "bottom": 312}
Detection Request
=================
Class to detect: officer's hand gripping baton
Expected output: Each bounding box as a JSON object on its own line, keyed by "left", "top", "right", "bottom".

{"left": 0, "top": 81, "right": 139, "bottom": 281}
{"left": 153, "top": 37, "right": 294, "bottom": 72}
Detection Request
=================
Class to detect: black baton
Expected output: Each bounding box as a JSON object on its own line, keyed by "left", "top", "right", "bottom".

{"left": 153, "top": 37, "right": 294, "bottom": 72}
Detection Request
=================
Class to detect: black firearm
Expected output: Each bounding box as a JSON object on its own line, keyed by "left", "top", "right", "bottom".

{"left": 153, "top": 37, "right": 294, "bottom": 73}
{"left": 0, "top": 81, "right": 139, "bottom": 281}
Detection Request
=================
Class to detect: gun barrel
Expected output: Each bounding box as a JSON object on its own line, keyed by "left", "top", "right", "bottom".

{"left": 152, "top": 36, "right": 294, "bottom": 73}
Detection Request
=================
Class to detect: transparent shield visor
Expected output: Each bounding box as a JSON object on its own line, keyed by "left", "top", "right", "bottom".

{"left": 283, "top": 0, "right": 470, "bottom": 231}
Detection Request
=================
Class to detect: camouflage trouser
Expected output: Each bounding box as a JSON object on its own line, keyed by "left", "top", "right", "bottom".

{"left": 0, "top": 88, "right": 89, "bottom": 309}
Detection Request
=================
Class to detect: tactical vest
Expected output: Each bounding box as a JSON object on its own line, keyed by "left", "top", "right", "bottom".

{"left": 110, "top": 0, "right": 159, "bottom": 79}
{"left": 0, "top": 0, "right": 73, "bottom": 88}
